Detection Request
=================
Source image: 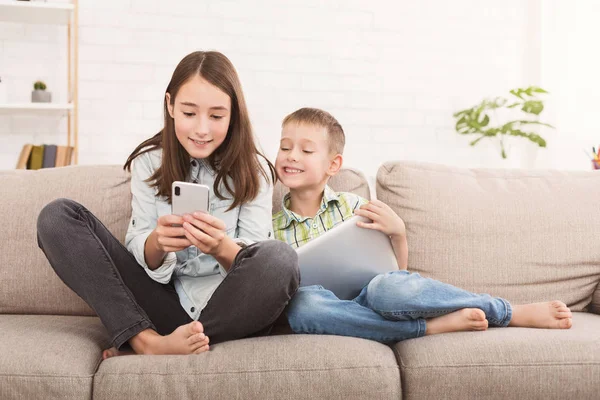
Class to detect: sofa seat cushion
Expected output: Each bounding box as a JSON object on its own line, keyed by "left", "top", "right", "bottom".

{"left": 395, "top": 312, "right": 600, "bottom": 400}
{"left": 0, "top": 315, "right": 110, "bottom": 400}
{"left": 94, "top": 334, "right": 400, "bottom": 400}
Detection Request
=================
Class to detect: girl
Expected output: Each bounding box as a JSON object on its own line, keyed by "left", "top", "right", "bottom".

{"left": 37, "top": 51, "right": 299, "bottom": 359}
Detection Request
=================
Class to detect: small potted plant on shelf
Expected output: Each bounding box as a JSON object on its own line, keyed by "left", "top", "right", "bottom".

{"left": 32, "top": 80, "right": 51, "bottom": 103}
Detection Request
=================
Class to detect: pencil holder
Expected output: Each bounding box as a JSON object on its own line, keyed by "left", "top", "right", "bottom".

{"left": 593, "top": 160, "right": 600, "bottom": 170}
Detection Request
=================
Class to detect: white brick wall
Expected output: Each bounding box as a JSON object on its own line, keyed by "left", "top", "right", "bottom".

{"left": 1, "top": 0, "right": 599, "bottom": 176}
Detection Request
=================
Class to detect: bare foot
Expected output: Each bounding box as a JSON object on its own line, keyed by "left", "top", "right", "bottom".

{"left": 102, "top": 346, "right": 134, "bottom": 360}
{"left": 425, "top": 308, "right": 488, "bottom": 335}
{"left": 509, "top": 301, "right": 572, "bottom": 329}
{"left": 128, "top": 321, "right": 210, "bottom": 355}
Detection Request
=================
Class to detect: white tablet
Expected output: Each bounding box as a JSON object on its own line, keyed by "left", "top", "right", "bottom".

{"left": 296, "top": 215, "right": 399, "bottom": 300}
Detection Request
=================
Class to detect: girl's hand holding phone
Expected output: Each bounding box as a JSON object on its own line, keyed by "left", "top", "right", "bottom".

{"left": 181, "top": 212, "right": 229, "bottom": 256}
{"left": 154, "top": 214, "right": 193, "bottom": 252}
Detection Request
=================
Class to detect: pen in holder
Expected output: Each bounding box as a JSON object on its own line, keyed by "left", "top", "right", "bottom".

{"left": 590, "top": 146, "right": 600, "bottom": 170}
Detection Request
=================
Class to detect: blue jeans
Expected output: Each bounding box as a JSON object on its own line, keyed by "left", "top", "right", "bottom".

{"left": 286, "top": 270, "right": 512, "bottom": 343}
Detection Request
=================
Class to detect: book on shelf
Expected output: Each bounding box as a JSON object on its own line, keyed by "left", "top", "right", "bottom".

{"left": 56, "top": 145, "right": 74, "bottom": 167}
{"left": 42, "top": 145, "right": 57, "bottom": 168}
{"left": 55, "top": 145, "right": 69, "bottom": 167}
{"left": 16, "top": 144, "right": 75, "bottom": 169}
{"left": 28, "top": 145, "right": 45, "bottom": 170}
{"left": 15, "top": 144, "right": 33, "bottom": 169}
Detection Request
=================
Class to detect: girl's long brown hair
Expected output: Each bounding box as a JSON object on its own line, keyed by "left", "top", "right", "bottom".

{"left": 123, "top": 51, "right": 275, "bottom": 209}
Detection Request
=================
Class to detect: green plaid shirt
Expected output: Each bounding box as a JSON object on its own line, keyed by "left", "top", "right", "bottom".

{"left": 273, "top": 185, "right": 368, "bottom": 249}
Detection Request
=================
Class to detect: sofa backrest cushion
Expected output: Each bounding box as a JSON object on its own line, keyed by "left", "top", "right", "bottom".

{"left": 1, "top": 165, "right": 131, "bottom": 316}
{"left": 376, "top": 161, "right": 600, "bottom": 311}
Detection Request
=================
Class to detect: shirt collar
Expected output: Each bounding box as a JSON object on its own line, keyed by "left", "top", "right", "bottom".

{"left": 190, "top": 157, "right": 216, "bottom": 176}
{"left": 279, "top": 185, "right": 340, "bottom": 229}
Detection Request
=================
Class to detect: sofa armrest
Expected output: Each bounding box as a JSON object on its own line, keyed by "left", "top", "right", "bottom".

{"left": 591, "top": 283, "right": 600, "bottom": 315}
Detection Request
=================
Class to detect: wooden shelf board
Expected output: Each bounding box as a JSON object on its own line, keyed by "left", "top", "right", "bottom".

{"left": 0, "top": 1, "right": 74, "bottom": 25}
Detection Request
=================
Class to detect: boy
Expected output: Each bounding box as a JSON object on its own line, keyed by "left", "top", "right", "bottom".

{"left": 272, "top": 107, "right": 572, "bottom": 343}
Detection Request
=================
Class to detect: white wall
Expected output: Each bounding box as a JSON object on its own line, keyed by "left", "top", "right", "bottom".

{"left": 1, "top": 0, "right": 599, "bottom": 177}
{"left": 539, "top": 0, "right": 600, "bottom": 170}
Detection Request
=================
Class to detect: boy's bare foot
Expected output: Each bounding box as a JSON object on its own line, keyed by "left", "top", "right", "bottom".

{"left": 128, "top": 321, "right": 210, "bottom": 355}
{"left": 509, "top": 301, "right": 572, "bottom": 329}
{"left": 425, "top": 308, "right": 488, "bottom": 335}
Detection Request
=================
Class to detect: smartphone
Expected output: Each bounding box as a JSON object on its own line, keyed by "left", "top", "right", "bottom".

{"left": 171, "top": 181, "right": 210, "bottom": 216}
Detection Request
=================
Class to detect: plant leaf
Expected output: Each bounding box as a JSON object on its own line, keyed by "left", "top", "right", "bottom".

{"left": 506, "top": 120, "right": 555, "bottom": 129}
{"left": 531, "top": 86, "right": 549, "bottom": 94}
{"left": 505, "top": 128, "right": 547, "bottom": 147}
{"left": 521, "top": 100, "right": 544, "bottom": 115}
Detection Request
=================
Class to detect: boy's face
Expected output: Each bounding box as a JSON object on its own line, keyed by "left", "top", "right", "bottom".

{"left": 276, "top": 122, "right": 340, "bottom": 190}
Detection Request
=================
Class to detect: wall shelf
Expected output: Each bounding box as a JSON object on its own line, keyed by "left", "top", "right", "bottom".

{"left": 0, "top": 0, "right": 79, "bottom": 165}
{"left": 0, "top": 0, "right": 74, "bottom": 25}
{"left": 0, "top": 103, "right": 74, "bottom": 113}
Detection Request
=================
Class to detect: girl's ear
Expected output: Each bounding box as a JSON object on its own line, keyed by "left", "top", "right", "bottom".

{"left": 327, "top": 154, "right": 343, "bottom": 177}
{"left": 166, "top": 93, "right": 174, "bottom": 118}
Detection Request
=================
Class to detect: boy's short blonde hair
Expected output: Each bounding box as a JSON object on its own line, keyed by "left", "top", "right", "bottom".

{"left": 282, "top": 107, "right": 345, "bottom": 155}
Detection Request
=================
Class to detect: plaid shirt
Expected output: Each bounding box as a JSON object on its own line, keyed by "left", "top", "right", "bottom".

{"left": 273, "top": 185, "right": 368, "bottom": 249}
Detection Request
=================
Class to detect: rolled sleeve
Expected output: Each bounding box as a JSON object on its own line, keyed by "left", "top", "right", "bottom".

{"left": 124, "top": 152, "right": 177, "bottom": 283}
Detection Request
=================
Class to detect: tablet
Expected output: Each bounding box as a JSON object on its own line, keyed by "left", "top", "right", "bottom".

{"left": 296, "top": 215, "right": 399, "bottom": 300}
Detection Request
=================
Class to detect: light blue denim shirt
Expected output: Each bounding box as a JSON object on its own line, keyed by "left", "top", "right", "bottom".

{"left": 125, "top": 149, "right": 273, "bottom": 320}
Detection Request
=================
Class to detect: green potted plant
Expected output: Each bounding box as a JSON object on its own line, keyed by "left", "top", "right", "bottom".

{"left": 32, "top": 80, "right": 51, "bottom": 103}
{"left": 453, "top": 86, "right": 554, "bottom": 159}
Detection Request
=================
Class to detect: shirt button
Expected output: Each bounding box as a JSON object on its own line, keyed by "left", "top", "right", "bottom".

{"left": 191, "top": 307, "right": 195, "bottom": 313}
{"left": 312, "top": 223, "right": 317, "bottom": 229}
{"left": 191, "top": 160, "right": 197, "bottom": 167}
{"left": 192, "top": 179, "right": 198, "bottom": 184}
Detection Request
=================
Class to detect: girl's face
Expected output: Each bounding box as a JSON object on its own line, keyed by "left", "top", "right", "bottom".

{"left": 166, "top": 75, "right": 232, "bottom": 160}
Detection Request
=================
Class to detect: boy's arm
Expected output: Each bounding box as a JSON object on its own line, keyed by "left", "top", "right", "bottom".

{"left": 390, "top": 233, "right": 408, "bottom": 271}
{"left": 354, "top": 199, "right": 408, "bottom": 271}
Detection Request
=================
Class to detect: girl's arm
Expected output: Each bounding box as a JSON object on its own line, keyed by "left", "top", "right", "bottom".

{"left": 125, "top": 151, "right": 179, "bottom": 283}
{"left": 235, "top": 163, "right": 274, "bottom": 244}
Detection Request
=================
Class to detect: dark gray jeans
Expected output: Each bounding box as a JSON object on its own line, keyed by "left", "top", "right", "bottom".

{"left": 36, "top": 198, "right": 299, "bottom": 350}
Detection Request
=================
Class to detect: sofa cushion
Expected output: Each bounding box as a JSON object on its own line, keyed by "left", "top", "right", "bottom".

{"left": 395, "top": 312, "right": 600, "bottom": 400}
{"left": 0, "top": 315, "right": 110, "bottom": 400}
{"left": 273, "top": 167, "right": 371, "bottom": 213}
{"left": 94, "top": 334, "right": 400, "bottom": 400}
{"left": 0, "top": 165, "right": 131, "bottom": 315}
{"left": 376, "top": 161, "right": 600, "bottom": 311}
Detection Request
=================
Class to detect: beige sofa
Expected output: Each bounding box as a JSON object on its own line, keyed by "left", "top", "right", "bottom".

{"left": 1, "top": 161, "right": 599, "bottom": 400}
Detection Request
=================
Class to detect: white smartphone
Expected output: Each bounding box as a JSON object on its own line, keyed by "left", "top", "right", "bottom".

{"left": 171, "top": 181, "right": 210, "bottom": 216}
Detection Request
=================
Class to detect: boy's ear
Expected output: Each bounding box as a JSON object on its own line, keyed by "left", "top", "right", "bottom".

{"left": 166, "top": 93, "right": 174, "bottom": 118}
{"left": 327, "top": 154, "right": 343, "bottom": 177}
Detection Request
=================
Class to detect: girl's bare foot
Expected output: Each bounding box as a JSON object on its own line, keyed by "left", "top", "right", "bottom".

{"left": 128, "top": 321, "right": 210, "bottom": 355}
{"left": 102, "top": 347, "right": 134, "bottom": 360}
{"left": 509, "top": 301, "right": 572, "bottom": 329}
{"left": 425, "top": 308, "right": 488, "bottom": 335}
